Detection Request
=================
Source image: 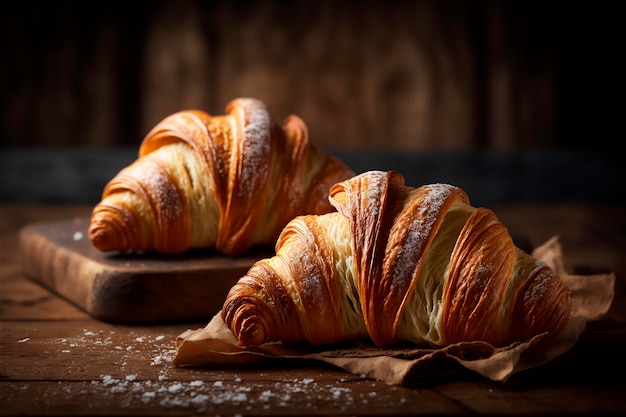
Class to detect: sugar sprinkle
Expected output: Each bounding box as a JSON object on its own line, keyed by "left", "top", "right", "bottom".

{"left": 5, "top": 327, "right": 410, "bottom": 413}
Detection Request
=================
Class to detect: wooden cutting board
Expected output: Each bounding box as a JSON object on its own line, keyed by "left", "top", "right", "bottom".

{"left": 18, "top": 218, "right": 273, "bottom": 323}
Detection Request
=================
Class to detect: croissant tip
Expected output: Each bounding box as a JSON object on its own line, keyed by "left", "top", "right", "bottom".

{"left": 237, "top": 325, "right": 267, "bottom": 347}
{"left": 88, "top": 221, "right": 118, "bottom": 252}
{"left": 88, "top": 204, "right": 137, "bottom": 253}
{"left": 223, "top": 296, "right": 273, "bottom": 347}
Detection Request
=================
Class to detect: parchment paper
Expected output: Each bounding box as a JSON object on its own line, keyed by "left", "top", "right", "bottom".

{"left": 174, "top": 236, "right": 615, "bottom": 384}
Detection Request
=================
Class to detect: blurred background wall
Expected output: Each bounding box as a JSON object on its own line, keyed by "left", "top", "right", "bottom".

{"left": 1, "top": 0, "right": 623, "bottom": 206}
{"left": 2, "top": 0, "right": 620, "bottom": 151}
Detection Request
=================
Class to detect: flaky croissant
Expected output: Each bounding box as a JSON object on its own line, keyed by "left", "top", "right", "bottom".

{"left": 88, "top": 98, "right": 354, "bottom": 256}
{"left": 222, "top": 170, "right": 571, "bottom": 348}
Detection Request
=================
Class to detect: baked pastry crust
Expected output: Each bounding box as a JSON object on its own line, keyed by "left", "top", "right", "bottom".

{"left": 223, "top": 171, "right": 571, "bottom": 348}
{"left": 88, "top": 98, "right": 354, "bottom": 256}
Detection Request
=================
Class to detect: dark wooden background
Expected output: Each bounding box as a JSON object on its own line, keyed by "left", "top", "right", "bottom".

{"left": 1, "top": 0, "right": 620, "bottom": 151}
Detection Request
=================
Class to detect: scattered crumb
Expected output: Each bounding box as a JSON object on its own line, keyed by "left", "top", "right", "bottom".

{"left": 6, "top": 328, "right": 409, "bottom": 413}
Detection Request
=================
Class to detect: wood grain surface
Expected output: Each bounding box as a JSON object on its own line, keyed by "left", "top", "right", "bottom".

{"left": 18, "top": 217, "right": 272, "bottom": 323}
{"left": 2, "top": 203, "right": 625, "bottom": 416}
{"left": 6, "top": 1, "right": 619, "bottom": 151}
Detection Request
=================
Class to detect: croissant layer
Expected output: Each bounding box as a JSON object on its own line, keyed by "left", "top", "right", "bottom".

{"left": 222, "top": 171, "right": 571, "bottom": 348}
{"left": 88, "top": 98, "right": 354, "bottom": 256}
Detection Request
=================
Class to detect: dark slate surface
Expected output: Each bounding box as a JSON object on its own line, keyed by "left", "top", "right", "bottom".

{"left": 1, "top": 148, "right": 624, "bottom": 206}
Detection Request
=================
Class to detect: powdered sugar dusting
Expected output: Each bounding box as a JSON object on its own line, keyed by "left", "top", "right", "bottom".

{"left": 5, "top": 324, "right": 415, "bottom": 413}
{"left": 144, "top": 161, "right": 183, "bottom": 223}
{"left": 236, "top": 99, "right": 271, "bottom": 200}
{"left": 3, "top": 375, "right": 411, "bottom": 413}
{"left": 475, "top": 263, "right": 493, "bottom": 276}
{"left": 81, "top": 375, "right": 404, "bottom": 412}
{"left": 362, "top": 171, "right": 387, "bottom": 217}
{"left": 392, "top": 184, "right": 455, "bottom": 289}
{"left": 290, "top": 241, "right": 331, "bottom": 340}
{"left": 297, "top": 253, "right": 324, "bottom": 304}
{"left": 525, "top": 259, "right": 551, "bottom": 303}
{"left": 119, "top": 155, "right": 183, "bottom": 238}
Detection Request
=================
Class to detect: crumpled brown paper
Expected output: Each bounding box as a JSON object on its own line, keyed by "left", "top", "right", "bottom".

{"left": 173, "top": 236, "right": 615, "bottom": 384}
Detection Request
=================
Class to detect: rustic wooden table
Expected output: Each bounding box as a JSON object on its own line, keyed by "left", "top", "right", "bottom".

{"left": 2, "top": 203, "right": 625, "bottom": 416}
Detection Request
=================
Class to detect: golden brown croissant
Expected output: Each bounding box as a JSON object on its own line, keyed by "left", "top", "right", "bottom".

{"left": 88, "top": 98, "right": 354, "bottom": 256}
{"left": 222, "top": 170, "right": 571, "bottom": 348}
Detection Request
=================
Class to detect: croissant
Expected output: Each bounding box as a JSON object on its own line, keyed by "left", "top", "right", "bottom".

{"left": 222, "top": 170, "right": 571, "bottom": 348}
{"left": 88, "top": 98, "right": 354, "bottom": 256}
